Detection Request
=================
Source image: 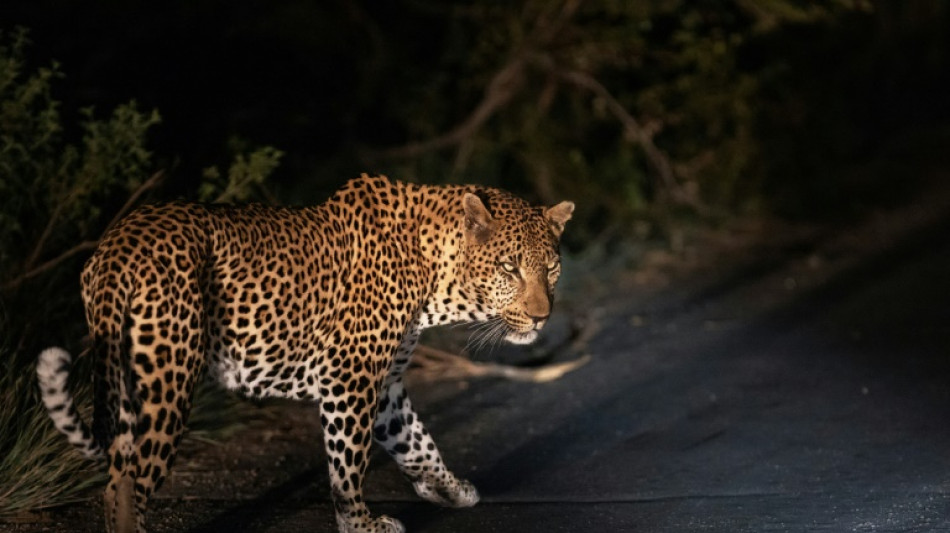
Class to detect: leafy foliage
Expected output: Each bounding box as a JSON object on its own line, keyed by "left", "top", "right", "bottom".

{"left": 0, "top": 29, "right": 280, "bottom": 514}
{"left": 343, "top": 0, "right": 871, "bottom": 244}
{"left": 0, "top": 29, "right": 159, "bottom": 279}
{"left": 200, "top": 143, "right": 284, "bottom": 203}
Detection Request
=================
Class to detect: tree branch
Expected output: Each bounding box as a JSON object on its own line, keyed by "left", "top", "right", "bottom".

{"left": 24, "top": 191, "right": 69, "bottom": 272}
{"left": 411, "top": 344, "right": 590, "bottom": 383}
{"left": 2, "top": 240, "right": 99, "bottom": 290}
{"left": 3, "top": 170, "right": 165, "bottom": 292}
{"left": 368, "top": 55, "right": 528, "bottom": 160}
{"left": 104, "top": 170, "right": 165, "bottom": 233}
{"left": 528, "top": 0, "right": 582, "bottom": 46}
{"left": 363, "top": 0, "right": 582, "bottom": 162}
{"left": 552, "top": 67, "right": 703, "bottom": 210}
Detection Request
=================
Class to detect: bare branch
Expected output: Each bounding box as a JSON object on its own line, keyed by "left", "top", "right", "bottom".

{"left": 364, "top": 0, "right": 583, "bottom": 162}
{"left": 24, "top": 194, "right": 68, "bottom": 272}
{"left": 3, "top": 170, "right": 165, "bottom": 292}
{"left": 369, "top": 55, "right": 528, "bottom": 160}
{"left": 552, "top": 67, "right": 702, "bottom": 209}
{"left": 2, "top": 240, "right": 99, "bottom": 290}
{"left": 528, "top": 0, "right": 582, "bottom": 45}
{"left": 104, "top": 170, "right": 165, "bottom": 233}
{"left": 411, "top": 344, "right": 590, "bottom": 383}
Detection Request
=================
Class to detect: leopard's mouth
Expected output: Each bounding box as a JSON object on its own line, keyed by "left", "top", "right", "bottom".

{"left": 501, "top": 314, "right": 542, "bottom": 345}
{"left": 503, "top": 329, "right": 539, "bottom": 345}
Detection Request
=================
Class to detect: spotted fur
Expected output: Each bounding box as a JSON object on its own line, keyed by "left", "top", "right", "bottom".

{"left": 37, "top": 174, "right": 573, "bottom": 533}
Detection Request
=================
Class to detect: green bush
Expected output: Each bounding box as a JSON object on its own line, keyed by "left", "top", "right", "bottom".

{"left": 0, "top": 28, "right": 281, "bottom": 513}
{"left": 343, "top": 0, "right": 869, "bottom": 247}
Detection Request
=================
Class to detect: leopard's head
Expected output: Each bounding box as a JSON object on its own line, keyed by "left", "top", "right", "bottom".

{"left": 460, "top": 190, "right": 574, "bottom": 345}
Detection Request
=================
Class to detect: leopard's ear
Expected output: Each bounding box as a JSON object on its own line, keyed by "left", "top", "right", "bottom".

{"left": 463, "top": 192, "right": 495, "bottom": 244}
{"left": 545, "top": 201, "right": 574, "bottom": 238}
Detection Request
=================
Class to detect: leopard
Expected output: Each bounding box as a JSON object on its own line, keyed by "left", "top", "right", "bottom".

{"left": 36, "top": 173, "right": 574, "bottom": 533}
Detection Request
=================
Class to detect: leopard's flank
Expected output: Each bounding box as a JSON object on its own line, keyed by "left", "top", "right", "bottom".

{"left": 37, "top": 174, "right": 573, "bottom": 533}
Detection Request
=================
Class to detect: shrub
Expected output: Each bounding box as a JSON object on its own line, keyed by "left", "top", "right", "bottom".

{"left": 0, "top": 28, "right": 280, "bottom": 513}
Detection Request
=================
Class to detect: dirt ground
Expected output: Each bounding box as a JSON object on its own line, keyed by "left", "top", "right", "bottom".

{"left": 5, "top": 180, "right": 950, "bottom": 532}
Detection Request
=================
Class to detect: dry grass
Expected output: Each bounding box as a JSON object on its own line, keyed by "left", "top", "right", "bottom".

{"left": 0, "top": 353, "right": 104, "bottom": 514}
{"left": 0, "top": 343, "right": 253, "bottom": 515}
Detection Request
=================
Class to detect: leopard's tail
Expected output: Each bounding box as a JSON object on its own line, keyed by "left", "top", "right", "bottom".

{"left": 36, "top": 347, "right": 104, "bottom": 461}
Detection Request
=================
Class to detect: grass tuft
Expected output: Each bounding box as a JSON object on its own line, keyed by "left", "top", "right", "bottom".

{"left": 0, "top": 340, "right": 105, "bottom": 514}
{"left": 0, "top": 338, "right": 256, "bottom": 515}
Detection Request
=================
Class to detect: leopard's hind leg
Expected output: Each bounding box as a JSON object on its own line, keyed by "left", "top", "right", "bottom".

{"left": 102, "top": 258, "right": 205, "bottom": 533}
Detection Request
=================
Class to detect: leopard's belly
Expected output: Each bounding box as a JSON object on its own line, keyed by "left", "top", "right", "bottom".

{"left": 204, "top": 325, "right": 325, "bottom": 400}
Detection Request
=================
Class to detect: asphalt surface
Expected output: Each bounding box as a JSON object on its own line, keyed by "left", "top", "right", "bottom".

{"left": 9, "top": 196, "right": 950, "bottom": 532}
{"left": 388, "top": 203, "right": 950, "bottom": 532}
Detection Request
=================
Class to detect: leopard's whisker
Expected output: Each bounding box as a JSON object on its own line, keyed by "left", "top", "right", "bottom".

{"left": 466, "top": 317, "right": 506, "bottom": 355}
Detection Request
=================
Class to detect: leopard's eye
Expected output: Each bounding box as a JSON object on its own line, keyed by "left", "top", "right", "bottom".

{"left": 499, "top": 261, "right": 517, "bottom": 273}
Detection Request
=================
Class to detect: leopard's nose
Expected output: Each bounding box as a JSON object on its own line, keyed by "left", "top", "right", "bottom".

{"left": 528, "top": 313, "right": 548, "bottom": 329}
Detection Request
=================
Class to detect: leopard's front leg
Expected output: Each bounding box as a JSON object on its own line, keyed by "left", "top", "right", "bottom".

{"left": 319, "top": 340, "right": 404, "bottom": 533}
{"left": 374, "top": 379, "right": 480, "bottom": 508}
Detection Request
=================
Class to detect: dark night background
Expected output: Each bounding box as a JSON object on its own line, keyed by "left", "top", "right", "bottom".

{"left": 4, "top": 1, "right": 948, "bottom": 216}
{"left": 2, "top": 1, "right": 950, "bottom": 530}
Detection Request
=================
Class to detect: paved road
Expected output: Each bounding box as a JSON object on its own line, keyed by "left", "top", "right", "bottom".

{"left": 11, "top": 199, "right": 950, "bottom": 532}
{"left": 383, "top": 207, "right": 950, "bottom": 532}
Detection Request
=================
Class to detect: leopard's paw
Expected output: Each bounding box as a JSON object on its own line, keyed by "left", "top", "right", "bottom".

{"left": 413, "top": 473, "right": 480, "bottom": 508}
{"left": 336, "top": 513, "right": 405, "bottom": 533}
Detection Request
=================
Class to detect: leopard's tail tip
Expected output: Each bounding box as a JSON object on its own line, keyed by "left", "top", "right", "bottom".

{"left": 37, "top": 346, "right": 104, "bottom": 461}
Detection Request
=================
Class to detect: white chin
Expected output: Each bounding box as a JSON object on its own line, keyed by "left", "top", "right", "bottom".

{"left": 504, "top": 330, "right": 539, "bottom": 345}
